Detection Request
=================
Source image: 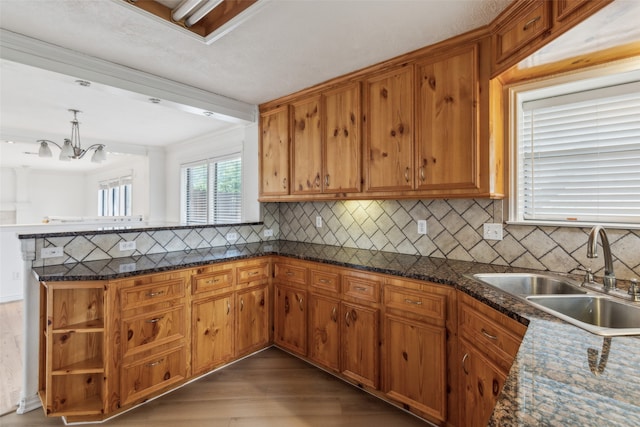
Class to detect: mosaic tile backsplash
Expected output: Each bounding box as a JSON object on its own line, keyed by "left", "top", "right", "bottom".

{"left": 33, "top": 198, "right": 640, "bottom": 282}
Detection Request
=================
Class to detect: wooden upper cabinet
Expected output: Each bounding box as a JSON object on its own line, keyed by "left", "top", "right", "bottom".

{"left": 415, "top": 44, "right": 479, "bottom": 191}
{"left": 493, "top": 0, "right": 552, "bottom": 68}
{"left": 364, "top": 65, "right": 414, "bottom": 192}
{"left": 259, "top": 105, "right": 290, "bottom": 196}
{"left": 324, "top": 82, "right": 362, "bottom": 194}
{"left": 291, "top": 96, "right": 323, "bottom": 195}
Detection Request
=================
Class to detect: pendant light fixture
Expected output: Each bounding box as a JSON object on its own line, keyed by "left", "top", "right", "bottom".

{"left": 37, "top": 109, "right": 106, "bottom": 163}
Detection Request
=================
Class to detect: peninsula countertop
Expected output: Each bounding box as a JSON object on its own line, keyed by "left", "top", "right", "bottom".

{"left": 31, "top": 240, "right": 640, "bottom": 426}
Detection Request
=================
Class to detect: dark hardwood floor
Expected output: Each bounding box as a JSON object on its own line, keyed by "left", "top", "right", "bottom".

{"left": 0, "top": 347, "right": 429, "bottom": 426}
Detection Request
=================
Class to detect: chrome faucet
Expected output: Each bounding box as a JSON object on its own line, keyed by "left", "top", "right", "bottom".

{"left": 587, "top": 225, "right": 617, "bottom": 291}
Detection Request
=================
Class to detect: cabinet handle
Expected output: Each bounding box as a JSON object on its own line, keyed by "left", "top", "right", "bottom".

{"left": 146, "top": 290, "right": 164, "bottom": 298}
{"left": 404, "top": 167, "right": 410, "bottom": 182}
{"left": 331, "top": 306, "right": 337, "bottom": 322}
{"left": 404, "top": 298, "right": 423, "bottom": 305}
{"left": 286, "top": 271, "right": 294, "bottom": 276}
{"left": 325, "top": 174, "right": 330, "bottom": 187}
{"left": 284, "top": 295, "right": 290, "bottom": 314}
{"left": 298, "top": 297, "right": 304, "bottom": 311}
{"left": 345, "top": 310, "right": 351, "bottom": 327}
{"left": 227, "top": 301, "right": 230, "bottom": 315}
{"left": 145, "top": 316, "right": 164, "bottom": 323}
{"left": 205, "top": 278, "right": 220, "bottom": 284}
{"left": 249, "top": 271, "right": 259, "bottom": 276}
{"left": 146, "top": 358, "right": 164, "bottom": 368}
{"left": 282, "top": 177, "right": 287, "bottom": 189}
{"left": 314, "top": 173, "right": 321, "bottom": 188}
{"left": 481, "top": 328, "right": 498, "bottom": 340}
{"left": 319, "top": 278, "right": 330, "bottom": 284}
{"left": 523, "top": 15, "right": 541, "bottom": 30}
{"left": 354, "top": 286, "right": 367, "bottom": 292}
{"left": 240, "top": 297, "right": 244, "bottom": 312}
{"left": 420, "top": 166, "right": 426, "bottom": 182}
{"left": 462, "top": 353, "right": 469, "bottom": 375}
{"left": 351, "top": 309, "right": 358, "bottom": 322}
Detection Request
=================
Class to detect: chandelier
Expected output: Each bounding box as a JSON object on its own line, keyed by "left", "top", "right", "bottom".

{"left": 38, "top": 109, "right": 107, "bottom": 163}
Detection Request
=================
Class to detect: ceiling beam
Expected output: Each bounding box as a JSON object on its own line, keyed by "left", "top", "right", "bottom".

{"left": 0, "top": 29, "right": 257, "bottom": 124}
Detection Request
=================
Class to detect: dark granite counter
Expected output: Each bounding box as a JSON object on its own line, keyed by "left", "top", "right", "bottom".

{"left": 31, "top": 240, "right": 640, "bottom": 426}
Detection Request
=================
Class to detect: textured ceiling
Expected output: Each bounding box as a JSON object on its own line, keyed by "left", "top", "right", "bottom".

{"left": 0, "top": 0, "right": 512, "bottom": 170}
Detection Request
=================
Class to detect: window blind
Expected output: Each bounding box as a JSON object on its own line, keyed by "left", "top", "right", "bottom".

{"left": 211, "top": 157, "right": 242, "bottom": 224}
{"left": 184, "top": 163, "right": 209, "bottom": 224}
{"left": 520, "top": 80, "right": 640, "bottom": 223}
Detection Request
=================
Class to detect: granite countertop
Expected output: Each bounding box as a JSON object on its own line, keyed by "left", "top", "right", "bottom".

{"left": 31, "top": 240, "right": 640, "bottom": 426}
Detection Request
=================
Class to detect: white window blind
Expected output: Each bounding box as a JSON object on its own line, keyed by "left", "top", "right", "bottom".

{"left": 182, "top": 155, "right": 242, "bottom": 225}
{"left": 519, "top": 80, "right": 640, "bottom": 224}
{"left": 98, "top": 175, "right": 133, "bottom": 217}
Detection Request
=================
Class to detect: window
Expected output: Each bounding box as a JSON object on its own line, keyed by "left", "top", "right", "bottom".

{"left": 98, "top": 175, "right": 132, "bottom": 216}
{"left": 510, "top": 68, "right": 640, "bottom": 226}
{"left": 181, "top": 155, "right": 242, "bottom": 225}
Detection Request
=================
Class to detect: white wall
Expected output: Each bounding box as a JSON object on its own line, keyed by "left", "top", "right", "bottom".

{"left": 165, "top": 123, "right": 261, "bottom": 223}
{"left": 19, "top": 169, "right": 86, "bottom": 224}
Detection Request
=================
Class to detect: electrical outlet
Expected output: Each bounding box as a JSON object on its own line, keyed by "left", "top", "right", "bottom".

{"left": 263, "top": 229, "right": 274, "bottom": 237}
{"left": 483, "top": 223, "right": 503, "bottom": 241}
{"left": 226, "top": 232, "right": 238, "bottom": 242}
{"left": 316, "top": 216, "right": 322, "bottom": 227}
{"left": 119, "top": 263, "right": 137, "bottom": 273}
{"left": 41, "top": 247, "right": 63, "bottom": 258}
{"left": 119, "top": 241, "right": 136, "bottom": 251}
{"left": 417, "top": 220, "right": 427, "bottom": 235}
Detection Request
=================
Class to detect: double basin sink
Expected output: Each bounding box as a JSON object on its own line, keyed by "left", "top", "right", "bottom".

{"left": 469, "top": 273, "right": 640, "bottom": 336}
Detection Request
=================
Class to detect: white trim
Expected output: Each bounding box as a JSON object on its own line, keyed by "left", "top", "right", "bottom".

{"left": 16, "top": 393, "right": 40, "bottom": 415}
{"left": 0, "top": 29, "right": 256, "bottom": 124}
{"left": 506, "top": 220, "right": 640, "bottom": 230}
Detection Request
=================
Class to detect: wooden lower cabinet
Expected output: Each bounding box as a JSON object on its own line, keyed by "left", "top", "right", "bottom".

{"left": 274, "top": 284, "right": 307, "bottom": 356}
{"left": 192, "top": 292, "right": 235, "bottom": 375}
{"left": 383, "top": 314, "right": 447, "bottom": 421}
{"left": 459, "top": 339, "right": 507, "bottom": 427}
{"left": 308, "top": 293, "right": 341, "bottom": 372}
{"left": 236, "top": 285, "right": 270, "bottom": 357}
{"left": 341, "top": 302, "right": 379, "bottom": 388}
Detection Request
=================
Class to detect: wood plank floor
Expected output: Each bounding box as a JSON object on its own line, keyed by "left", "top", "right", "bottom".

{"left": 0, "top": 347, "right": 429, "bottom": 426}
{"left": 0, "top": 301, "right": 22, "bottom": 417}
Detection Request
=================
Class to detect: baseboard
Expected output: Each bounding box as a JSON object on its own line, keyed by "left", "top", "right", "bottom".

{"left": 16, "top": 393, "right": 41, "bottom": 414}
{"left": 0, "top": 294, "right": 23, "bottom": 304}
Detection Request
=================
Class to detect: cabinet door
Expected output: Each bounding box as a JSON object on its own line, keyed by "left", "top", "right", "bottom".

{"left": 308, "top": 294, "right": 340, "bottom": 372}
{"left": 384, "top": 315, "right": 447, "bottom": 421}
{"left": 341, "top": 302, "right": 379, "bottom": 388}
{"left": 236, "top": 285, "right": 270, "bottom": 357}
{"left": 324, "top": 82, "right": 362, "bottom": 194}
{"left": 416, "top": 45, "right": 479, "bottom": 191}
{"left": 459, "top": 339, "right": 507, "bottom": 427}
{"left": 274, "top": 285, "right": 307, "bottom": 356}
{"left": 191, "top": 293, "right": 234, "bottom": 375}
{"left": 260, "top": 105, "right": 290, "bottom": 196}
{"left": 364, "top": 65, "right": 414, "bottom": 192}
{"left": 291, "top": 95, "right": 323, "bottom": 195}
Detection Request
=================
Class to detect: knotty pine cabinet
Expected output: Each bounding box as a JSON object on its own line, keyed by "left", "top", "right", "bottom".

{"left": 363, "top": 64, "right": 414, "bottom": 192}
{"left": 291, "top": 95, "right": 323, "bottom": 195}
{"left": 192, "top": 292, "right": 235, "bottom": 375}
{"left": 274, "top": 284, "right": 307, "bottom": 356}
{"left": 308, "top": 293, "right": 341, "bottom": 371}
{"left": 259, "top": 105, "right": 290, "bottom": 196}
{"left": 457, "top": 291, "right": 527, "bottom": 427}
{"left": 235, "top": 284, "right": 270, "bottom": 357}
{"left": 39, "top": 281, "right": 108, "bottom": 420}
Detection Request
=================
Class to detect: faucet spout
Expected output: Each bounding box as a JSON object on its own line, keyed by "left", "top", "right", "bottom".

{"left": 587, "top": 225, "right": 616, "bottom": 290}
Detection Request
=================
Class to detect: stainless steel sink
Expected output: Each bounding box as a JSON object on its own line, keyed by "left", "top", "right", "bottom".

{"left": 526, "top": 295, "right": 640, "bottom": 336}
{"left": 470, "top": 273, "right": 586, "bottom": 297}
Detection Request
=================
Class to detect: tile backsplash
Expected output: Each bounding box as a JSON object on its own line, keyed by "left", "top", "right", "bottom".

{"left": 276, "top": 199, "right": 640, "bottom": 282}
{"left": 32, "top": 198, "right": 639, "bottom": 282}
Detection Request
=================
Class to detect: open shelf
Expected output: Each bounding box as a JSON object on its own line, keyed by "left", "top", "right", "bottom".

{"left": 52, "top": 318, "right": 105, "bottom": 333}
{"left": 52, "top": 356, "right": 105, "bottom": 375}
{"left": 48, "top": 374, "right": 104, "bottom": 416}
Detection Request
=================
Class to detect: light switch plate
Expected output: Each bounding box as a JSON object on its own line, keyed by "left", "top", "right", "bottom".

{"left": 417, "top": 220, "right": 427, "bottom": 235}
{"left": 119, "top": 241, "right": 136, "bottom": 251}
{"left": 315, "top": 216, "right": 322, "bottom": 227}
{"left": 226, "top": 232, "right": 238, "bottom": 242}
{"left": 483, "top": 223, "right": 503, "bottom": 241}
{"left": 263, "top": 229, "right": 274, "bottom": 237}
{"left": 41, "top": 247, "right": 63, "bottom": 258}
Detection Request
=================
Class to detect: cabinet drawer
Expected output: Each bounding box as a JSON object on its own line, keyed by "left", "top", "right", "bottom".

{"left": 384, "top": 286, "right": 446, "bottom": 322}
{"left": 122, "top": 305, "right": 186, "bottom": 357}
{"left": 274, "top": 263, "right": 308, "bottom": 286}
{"left": 343, "top": 275, "right": 380, "bottom": 303}
{"left": 459, "top": 303, "right": 522, "bottom": 371}
{"left": 192, "top": 269, "right": 234, "bottom": 295}
{"left": 310, "top": 269, "right": 340, "bottom": 294}
{"left": 237, "top": 261, "right": 270, "bottom": 286}
{"left": 121, "top": 346, "right": 186, "bottom": 405}
{"left": 494, "top": 1, "right": 551, "bottom": 64}
{"left": 121, "top": 279, "right": 185, "bottom": 310}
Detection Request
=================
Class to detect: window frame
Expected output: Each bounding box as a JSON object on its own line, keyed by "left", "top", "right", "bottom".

{"left": 507, "top": 61, "right": 640, "bottom": 229}
{"left": 98, "top": 174, "right": 132, "bottom": 217}
{"left": 180, "top": 153, "right": 243, "bottom": 225}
